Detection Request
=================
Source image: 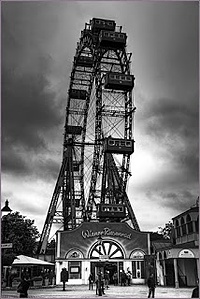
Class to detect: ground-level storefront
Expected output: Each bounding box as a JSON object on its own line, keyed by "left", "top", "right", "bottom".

{"left": 156, "top": 248, "right": 199, "bottom": 288}
{"left": 55, "top": 222, "right": 152, "bottom": 285}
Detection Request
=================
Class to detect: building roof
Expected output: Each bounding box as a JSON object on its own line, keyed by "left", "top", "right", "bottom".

{"left": 12, "top": 255, "right": 54, "bottom": 266}
{"left": 152, "top": 239, "right": 172, "bottom": 251}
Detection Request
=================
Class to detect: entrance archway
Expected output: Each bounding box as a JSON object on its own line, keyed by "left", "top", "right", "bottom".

{"left": 89, "top": 240, "right": 124, "bottom": 284}
{"left": 90, "top": 240, "right": 124, "bottom": 259}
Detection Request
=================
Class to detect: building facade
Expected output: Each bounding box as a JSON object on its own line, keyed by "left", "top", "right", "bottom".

{"left": 55, "top": 222, "right": 151, "bottom": 285}
{"left": 155, "top": 205, "right": 199, "bottom": 288}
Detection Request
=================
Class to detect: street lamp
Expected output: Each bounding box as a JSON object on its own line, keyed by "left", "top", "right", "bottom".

{"left": 97, "top": 235, "right": 103, "bottom": 296}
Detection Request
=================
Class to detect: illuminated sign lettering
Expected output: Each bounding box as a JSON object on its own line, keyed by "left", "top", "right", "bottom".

{"left": 81, "top": 227, "right": 131, "bottom": 240}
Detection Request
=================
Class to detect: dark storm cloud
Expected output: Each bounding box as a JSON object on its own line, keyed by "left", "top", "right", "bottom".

{"left": 2, "top": 65, "right": 62, "bottom": 150}
{"left": 2, "top": 62, "right": 63, "bottom": 175}
{"left": 2, "top": 145, "right": 60, "bottom": 181}
{"left": 142, "top": 96, "right": 198, "bottom": 179}
{"left": 145, "top": 97, "right": 198, "bottom": 137}
{"left": 1, "top": 151, "right": 28, "bottom": 175}
{"left": 2, "top": 6, "right": 64, "bottom": 176}
{"left": 159, "top": 190, "right": 197, "bottom": 214}
{"left": 34, "top": 158, "right": 60, "bottom": 181}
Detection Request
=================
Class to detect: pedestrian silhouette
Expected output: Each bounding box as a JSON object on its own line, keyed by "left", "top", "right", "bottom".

{"left": 113, "top": 271, "right": 118, "bottom": 286}
{"left": 60, "top": 268, "right": 68, "bottom": 291}
{"left": 17, "top": 275, "right": 30, "bottom": 298}
{"left": 126, "top": 270, "right": 132, "bottom": 286}
{"left": 88, "top": 273, "right": 94, "bottom": 290}
{"left": 147, "top": 273, "right": 156, "bottom": 298}
{"left": 120, "top": 270, "right": 127, "bottom": 286}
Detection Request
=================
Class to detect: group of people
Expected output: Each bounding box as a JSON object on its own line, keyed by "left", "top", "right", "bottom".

{"left": 88, "top": 271, "right": 108, "bottom": 295}
{"left": 16, "top": 268, "right": 199, "bottom": 298}
{"left": 88, "top": 270, "right": 199, "bottom": 298}
{"left": 120, "top": 270, "right": 132, "bottom": 286}
{"left": 88, "top": 269, "right": 132, "bottom": 293}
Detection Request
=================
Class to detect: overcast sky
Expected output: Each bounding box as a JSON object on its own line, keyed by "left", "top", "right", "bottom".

{"left": 2, "top": 1, "right": 199, "bottom": 236}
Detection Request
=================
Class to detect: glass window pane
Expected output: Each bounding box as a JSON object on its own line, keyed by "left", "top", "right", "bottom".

{"left": 132, "top": 261, "right": 136, "bottom": 278}
{"left": 141, "top": 261, "right": 145, "bottom": 278}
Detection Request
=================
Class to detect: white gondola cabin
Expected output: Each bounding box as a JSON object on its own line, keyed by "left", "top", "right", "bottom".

{"left": 104, "top": 73, "right": 135, "bottom": 91}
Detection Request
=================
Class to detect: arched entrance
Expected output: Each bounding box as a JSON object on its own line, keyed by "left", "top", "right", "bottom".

{"left": 89, "top": 240, "right": 124, "bottom": 284}
{"left": 130, "top": 250, "right": 146, "bottom": 284}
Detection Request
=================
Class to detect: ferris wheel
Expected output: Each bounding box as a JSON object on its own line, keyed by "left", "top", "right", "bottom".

{"left": 38, "top": 18, "right": 139, "bottom": 255}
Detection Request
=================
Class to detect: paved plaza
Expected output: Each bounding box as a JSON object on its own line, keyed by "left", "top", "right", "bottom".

{"left": 1, "top": 284, "right": 193, "bottom": 298}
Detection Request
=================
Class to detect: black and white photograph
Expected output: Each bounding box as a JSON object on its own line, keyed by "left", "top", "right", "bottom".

{"left": 1, "top": 0, "right": 199, "bottom": 298}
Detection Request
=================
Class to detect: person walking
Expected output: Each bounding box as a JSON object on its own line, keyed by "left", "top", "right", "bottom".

{"left": 126, "top": 270, "right": 132, "bottom": 286}
{"left": 95, "top": 272, "right": 105, "bottom": 295}
{"left": 95, "top": 275, "right": 99, "bottom": 295}
{"left": 147, "top": 273, "right": 156, "bottom": 298}
{"left": 113, "top": 271, "right": 118, "bottom": 286}
{"left": 88, "top": 273, "right": 94, "bottom": 290}
{"left": 104, "top": 271, "right": 109, "bottom": 289}
{"left": 60, "top": 268, "right": 69, "bottom": 291}
{"left": 17, "top": 275, "right": 30, "bottom": 298}
{"left": 120, "top": 270, "right": 127, "bottom": 286}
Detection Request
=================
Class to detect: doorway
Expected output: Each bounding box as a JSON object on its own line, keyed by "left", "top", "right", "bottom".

{"left": 91, "top": 261, "right": 121, "bottom": 285}
{"left": 165, "top": 260, "right": 175, "bottom": 287}
{"left": 104, "top": 262, "right": 117, "bottom": 284}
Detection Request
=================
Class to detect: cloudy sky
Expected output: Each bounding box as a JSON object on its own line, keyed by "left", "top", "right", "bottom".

{"left": 2, "top": 1, "right": 199, "bottom": 237}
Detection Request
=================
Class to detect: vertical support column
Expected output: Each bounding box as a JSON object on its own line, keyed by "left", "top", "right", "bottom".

{"left": 173, "top": 258, "right": 179, "bottom": 288}
{"left": 147, "top": 233, "right": 151, "bottom": 255}
{"left": 57, "top": 232, "right": 61, "bottom": 258}
{"left": 163, "top": 259, "right": 167, "bottom": 286}
{"left": 192, "top": 220, "right": 196, "bottom": 233}
{"left": 196, "top": 258, "right": 199, "bottom": 279}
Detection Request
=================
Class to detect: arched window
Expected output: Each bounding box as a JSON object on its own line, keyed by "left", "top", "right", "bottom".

{"left": 175, "top": 219, "right": 181, "bottom": 237}
{"left": 90, "top": 240, "right": 124, "bottom": 259}
{"left": 186, "top": 214, "right": 193, "bottom": 234}
{"left": 181, "top": 217, "right": 186, "bottom": 235}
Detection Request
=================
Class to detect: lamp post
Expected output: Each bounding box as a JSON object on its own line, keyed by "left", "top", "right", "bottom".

{"left": 97, "top": 235, "right": 103, "bottom": 296}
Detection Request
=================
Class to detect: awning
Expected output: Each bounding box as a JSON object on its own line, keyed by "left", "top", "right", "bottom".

{"left": 12, "top": 255, "right": 54, "bottom": 266}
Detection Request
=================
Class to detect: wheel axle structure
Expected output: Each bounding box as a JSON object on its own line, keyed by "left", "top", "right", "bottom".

{"left": 38, "top": 18, "right": 140, "bottom": 255}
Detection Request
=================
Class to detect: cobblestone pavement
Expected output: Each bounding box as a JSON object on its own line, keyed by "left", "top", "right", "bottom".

{"left": 1, "top": 284, "right": 193, "bottom": 298}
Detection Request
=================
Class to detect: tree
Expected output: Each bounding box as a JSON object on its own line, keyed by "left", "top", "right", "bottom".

{"left": 1, "top": 212, "right": 40, "bottom": 264}
{"left": 157, "top": 221, "right": 174, "bottom": 239}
